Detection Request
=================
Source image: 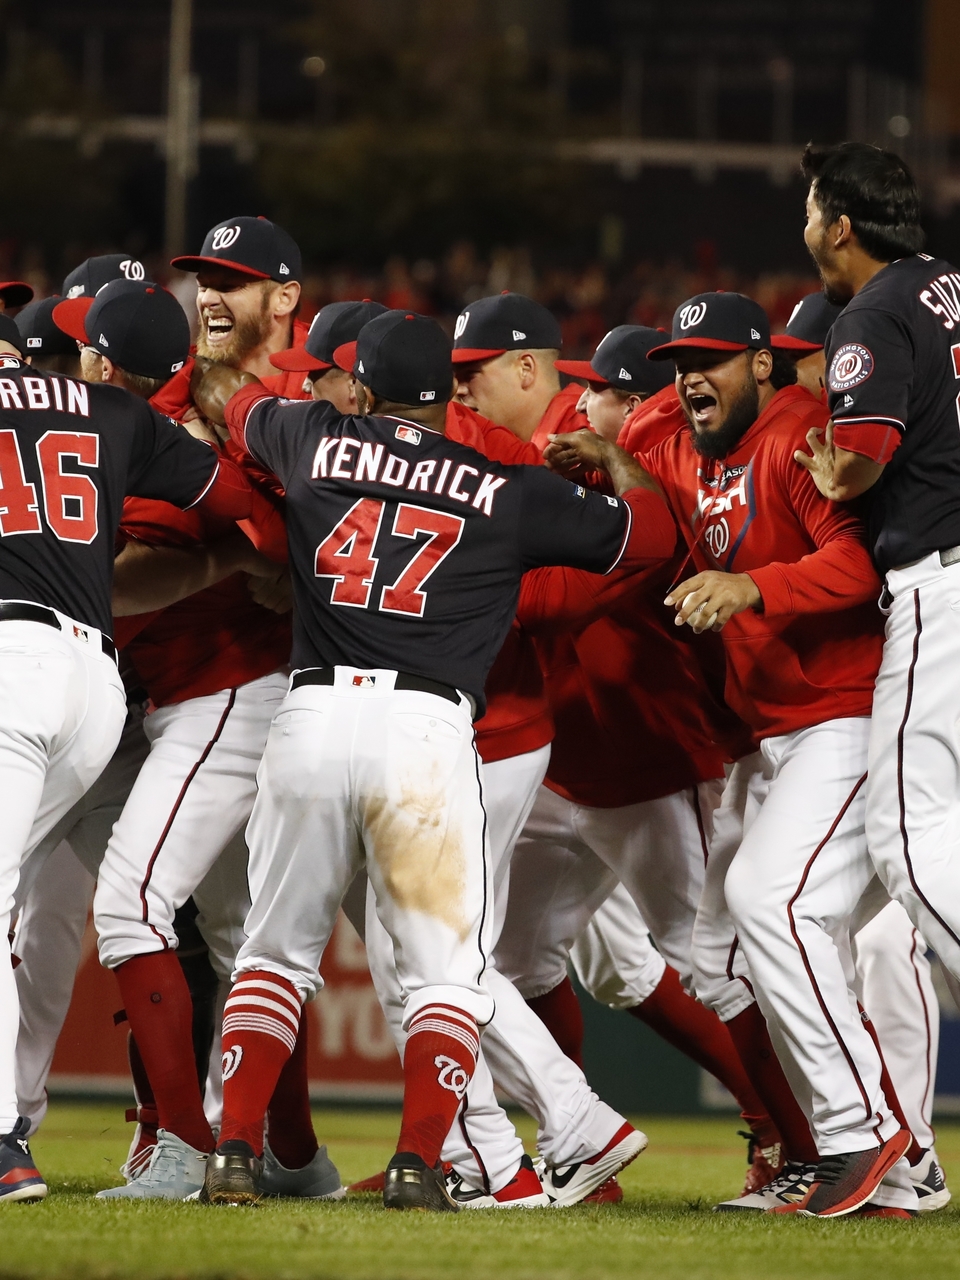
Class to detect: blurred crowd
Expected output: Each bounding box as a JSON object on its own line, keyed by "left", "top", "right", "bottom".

{"left": 0, "top": 239, "right": 819, "bottom": 358}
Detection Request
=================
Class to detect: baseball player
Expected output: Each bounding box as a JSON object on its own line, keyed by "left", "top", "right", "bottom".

{"left": 0, "top": 305, "right": 250, "bottom": 1202}
{"left": 268, "top": 299, "right": 389, "bottom": 409}
{"left": 546, "top": 291, "right": 917, "bottom": 1218}
{"left": 190, "top": 309, "right": 667, "bottom": 1210}
{"left": 15, "top": 297, "right": 81, "bottom": 378}
{"left": 62, "top": 254, "right": 146, "bottom": 299}
{"left": 770, "top": 292, "right": 843, "bottom": 401}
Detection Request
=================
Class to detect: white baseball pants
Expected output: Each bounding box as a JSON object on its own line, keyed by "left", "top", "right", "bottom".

{"left": 866, "top": 550, "right": 960, "bottom": 984}
{"left": 570, "top": 880, "right": 667, "bottom": 1009}
{"left": 235, "top": 669, "right": 495, "bottom": 1028}
{"left": 0, "top": 615, "right": 127, "bottom": 1133}
{"left": 693, "top": 719, "right": 900, "bottom": 1155}
{"left": 94, "top": 669, "right": 287, "bottom": 974}
{"left": 853, "top": 900, "right": 939, "bottom": 1151}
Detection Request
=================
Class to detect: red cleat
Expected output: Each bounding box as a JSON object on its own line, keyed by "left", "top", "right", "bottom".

{"left": 347, "top": 1170, "right": 386, "bottom": 1194}
{"left": 853, "top": 1204, "right": 917, "bottom": 1219}
{"left": 583, "top": 1176, "right": 623, "bottom": 1205}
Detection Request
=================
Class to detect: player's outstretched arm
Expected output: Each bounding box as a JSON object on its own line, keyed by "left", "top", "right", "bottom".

{"left": 192, "top": 359, "right": 261, "bottom": 430}
{"left": 544, "top": 430, "right": 662, "bottom": 498}
{"left": 794, "top": 420, "right": 885, "bottom": 501}
{"left": 113, "top": 529, "right": 282, "bottom": 616}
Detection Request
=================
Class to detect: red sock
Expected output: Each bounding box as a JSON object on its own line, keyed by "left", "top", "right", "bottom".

{"left": 628, "top": 967, "right": 778, "bottom": 1142}
{"left": 726, "top": 1003, "right": 819, "bottom": 1164}
{"left": 265, "top": 1017, "right": 319, "bottom": 1170}
{"left": 526, "top": 976, "right": 585, "bottom": 1068}
{"left": 859, "top": 1004, "right": 923, "bottom": 1164}
{"left": 125, "top": 1032, "right": 159, "bottom": 1159}
{"left": 397, "top": 1005, "right": 479, "bottom": 1166}
{"left": 219, "top": 971, "right": 302, "bottom": 1157}
{"left": 113, "top": 952, "right": 214, "bottom": 1154}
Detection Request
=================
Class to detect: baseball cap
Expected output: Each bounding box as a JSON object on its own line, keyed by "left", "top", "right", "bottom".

{"left": 270, "top": 300, "right": 389, "bottom": 374}
{"left": 61, "top": 254, "right": 146, "bottom": 299}
{"left": 0, "top": 314, "right": 26, "bottom": 356}
{"left": 771, "top": 292, "right": 844, "bottom": 353}
{"left": 647, "top": 293, "right": 771, "bottom": 360}
{"left": 555, "top": 326, "right": 675, "bottom": 393}
{"left": 452, "top": 292, "right": 562, "bottom": 364}
{"left": 53, "top": 279, "right": 190, "bottom": 381}
{"left": 171, "top": 215, "right": 302, "bottom": 284}
{"left": 0, "top": 282, "right": 34, "bottom": 309}
{"left": 334, "top": 311, "right": 452, "bottom": 407}
{"left": 15, "top": 297, "right": 77, "bottom": 357}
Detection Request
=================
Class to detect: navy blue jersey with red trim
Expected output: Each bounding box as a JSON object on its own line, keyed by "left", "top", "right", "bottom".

{"left": 0, "top": 358, "right": 218, "bottom": 633}
{"left": 230, "top": 389, "right": 631, "bottom": 709}
{"left": 825, "top": 254, "right": 960, "bottom": 571}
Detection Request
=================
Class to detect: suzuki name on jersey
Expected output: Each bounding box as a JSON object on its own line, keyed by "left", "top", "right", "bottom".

{"left": 311, "top": 436, "right": 508, "bottom": 517}
{"left": 920, "top": 271, "right": 960, "bottom": 330}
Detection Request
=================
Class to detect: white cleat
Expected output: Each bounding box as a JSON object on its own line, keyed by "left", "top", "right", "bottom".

{"left": 446, "top": 1155, "right": 549, "bottom": 1209}
{"left": 96, "top": 1129, "right": 207, "bottom": 1200}
{"left": 908, "top": 1148, "right": 951, "bottom": 1212}
{"left": 713, "top": 1161, "right": 817, "bottom": 1212}
{"left": 541, "top": 1123, "right": 647, "bottom": 1207}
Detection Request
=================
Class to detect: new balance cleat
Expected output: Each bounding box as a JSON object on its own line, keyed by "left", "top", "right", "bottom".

{"left": 96, "top": 1129, "right": 207, "bottom": 1200}
{"left": 384, "top": 1152, "right": 458, "bottom": 1212}
{"left": 446, "top": 1155, "right": 548, "bottom": 1209}
{"left": 778, "top": 1130, "right": 912, "bottom": 1218}
{"left": 715, "top": 1161, "right": 817, "bottom": 1212}
{"left": 583, "top": 1176, "right": 623, "bottom": 1205}
{"left": 0, "top": 1117, "right": 47, "bottom": 1204}
{"left": 200, "top": 1140, "right": 262, "bottom": 1206}
{"left": 542, "top": 1123, "right": 647, "bottom": 1207}
{"left": 259, "top": 1142, "right": 345, "bottom": 1200}
{"left": 907, "top": 1148, "right": 951, "bottom": 1212}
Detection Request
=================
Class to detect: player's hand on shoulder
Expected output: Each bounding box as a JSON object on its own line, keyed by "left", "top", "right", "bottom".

{"left": 664, "top": 570, "right": 762, "bottom": 633}
{"left": 543, "top": 428, "right": 604, "bottom": 479}
{"left": 191, "top": 358, "right": 260, "bottom": 429}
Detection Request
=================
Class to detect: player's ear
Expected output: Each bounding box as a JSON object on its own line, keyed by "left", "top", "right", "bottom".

{"left": 355, "top": 381, "right": 373, "bottom": 415}
{"left": 101, "top": 356, "right": 118, "bottom": 384}
{"left": 753, "top": 349, "right": 774, "bottom": 385}
{"left": 833, "top": 214, "right": 854, "bottom": 250}
{"left": 623, "top": 392, "right": 643, "bottom": 418}
{"left": 272, "top": 280, "right": 301, "bottom": 320}
{"left": 517, "top": 351, "right": 537, "bottom": 390}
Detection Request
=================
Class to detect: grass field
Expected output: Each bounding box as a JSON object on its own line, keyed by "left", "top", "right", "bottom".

{"left": 9, "top": 1102, "right": 960, "bottom": 1280}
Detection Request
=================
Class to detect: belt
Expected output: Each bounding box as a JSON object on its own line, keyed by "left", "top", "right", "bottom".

{"left": 291, "top": 666, "right": 461, "bottom": 707}
{"left": 941, "top": 546, "right": 960, "bottom": 568}
{"left": 0, "top": 601, "right": 117, "bottom": 663}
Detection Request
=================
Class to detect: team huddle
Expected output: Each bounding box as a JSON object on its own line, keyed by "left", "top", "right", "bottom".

{"left": 0, "top": 138, "right": 956, "bottom": 1219}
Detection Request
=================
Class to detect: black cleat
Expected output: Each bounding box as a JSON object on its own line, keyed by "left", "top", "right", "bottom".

{"left": 384, "top": 1152, "right": 459, "bottom": 1212}
{"left": 0, "top": 1117, "right": 46, "bottom": 1204}
{"left": 199, "top": 1140, "right": 262, "bottom": 1206}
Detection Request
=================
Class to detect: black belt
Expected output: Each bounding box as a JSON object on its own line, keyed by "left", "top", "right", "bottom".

{"left": 291, "top": 666, "right": 461, "bottom": 707}
{"left": 0, "top": 601, "right": 117, "bottom": 663}
{"left": 941, "top": 546, "right": 960, "bottom": 568}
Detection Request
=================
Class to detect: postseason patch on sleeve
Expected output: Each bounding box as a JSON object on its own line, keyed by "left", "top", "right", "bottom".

{"left": 828, "top": 343, "right": 874, "bottom": 393}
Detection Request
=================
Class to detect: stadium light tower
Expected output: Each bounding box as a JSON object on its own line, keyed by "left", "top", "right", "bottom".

{"left": 165, "top": 0, "right": 199, "bottom": 260}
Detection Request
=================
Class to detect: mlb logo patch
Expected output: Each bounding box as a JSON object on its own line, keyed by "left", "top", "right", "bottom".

{"left": 72, "top": 625, "right": 89, "bottom": 644}
{"left": 352, "top": 674, "right": 376, "bottom": 688}
{"left": 395, "top": 425, "right": 422, "bottom": 445}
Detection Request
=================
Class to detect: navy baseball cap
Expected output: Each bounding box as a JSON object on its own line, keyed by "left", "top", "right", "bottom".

{"left": 15, "top": 297, "right": 77, "bottom": 357}
{"left": 648, "top": 293, "right": 771, "bottom": 360}
{"left": 0, "top": 281, "right": 34, "bottom": 309}
{"left": 0, "top": 314, "right": 26, "bottom": 356}
{"left": 53, "top": 279, "right": 190, "bottom": 381}
{"left": 771, "top": 292, "right": 844, "bottom": 353}
{"left": 452, "top": 292, "right": 562, "bottom": 364}
{"left": 62, "top": 254, "right": 146, "bottom": 299}
{"left": 334, "top": 311, "right": 452, "bottom": 407}
{"left": 270, "top": 300, "right": 389, "bottom": 374}
{"left": 555, "top": 326, "right": 674, "bottom": 393}
{"left": 171, "top": 215, "right": 302, "bottom": 284}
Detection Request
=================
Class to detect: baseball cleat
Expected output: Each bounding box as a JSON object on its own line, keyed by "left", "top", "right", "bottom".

{"left": 383, "top": 1152, "right": 459, "bottom": 1212}
{"left": 258, "top": 1142, "right": 345, "bottom": 1200}
{"left": 738, "top": 1128, "right": 785, "bottom": 1196}
{"left": 541, "top": 1123, "right": 647, "bottom": 1207}
{"left": 96, "top": 1129, "right": 207, "bottom": 1200}
{"left": 773, "top": 1129, "right": 911, "bottom": 1218}
{"left": 0, "top": 1117, "right": 47, "bottom": 1204}
{"left": 347, "top": 1169, "right": 386, "bottom": 1194}
{"left": 714, "top": 1161, "right": 817, "bottom": 1212}
{"left": 852, "top": 1203, "right": 917, "bottom": 1219}
{"left": 583, "top": 1176, "right": 623, "bottom": 1205}
{"left": 446, "top": 1155, "right": 549, "bottom": 1209}
{"left": 199, "top": 1140, "right": 263, "bottom": 1206}
{"left": 907, "top": 1148, "right": 951, "bottom": 1212}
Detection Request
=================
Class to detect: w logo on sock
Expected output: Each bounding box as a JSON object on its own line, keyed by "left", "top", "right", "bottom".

{"left": 434, "top": 1054, "right": 469, "bottom": 1099}
{"left": 222, "top": 1044, "right": 244, "bottom": 1081}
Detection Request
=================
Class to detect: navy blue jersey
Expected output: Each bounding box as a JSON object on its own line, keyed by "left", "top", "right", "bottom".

{"left": 238, "top": 396, "right": 631, "bottom": 709}
{"left": 0, "top": 358, "right": 218, "bottom": 632}
{"left": 826, "top": 255, "right": 960, "bottom": 571}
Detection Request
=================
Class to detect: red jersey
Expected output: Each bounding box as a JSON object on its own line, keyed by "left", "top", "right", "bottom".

{"left": 530, "top": 383, "right": 588, "bottom": 452}
{"left": 619, "top": 384, "right": 686, "bottom": 454}
{"left": 638, "top": 384, "right": 883, "bottom": 739}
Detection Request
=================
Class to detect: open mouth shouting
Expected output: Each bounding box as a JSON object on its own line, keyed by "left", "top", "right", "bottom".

{"left": 687, "top": 391, "right": 718, "bottom": 428}
{"left": 201, "top": 309, "right": 236, "bottom": 348}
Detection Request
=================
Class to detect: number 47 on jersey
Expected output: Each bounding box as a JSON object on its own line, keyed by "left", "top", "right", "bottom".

{"left": 315, "top": 498, "right": 464, "bottom": 618}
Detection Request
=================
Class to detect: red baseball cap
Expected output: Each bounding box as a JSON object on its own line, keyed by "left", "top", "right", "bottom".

{"left": 647, "top": 293, "right": 771, "bottom": 360}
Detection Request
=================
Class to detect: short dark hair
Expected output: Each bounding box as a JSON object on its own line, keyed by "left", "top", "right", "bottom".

{"left": 769, "top": 348, "right": 798, "bottom": 390}
{"left": 801, "top": 141, "right": 924, "bottom": 262}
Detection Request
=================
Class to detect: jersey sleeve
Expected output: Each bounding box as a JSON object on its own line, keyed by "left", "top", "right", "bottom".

{"left": 517, "top": 466, "right": 633, "bottom": 574}
{"left": 826, "top": 308, "right": 914, "bottom": 463}
{"left": 126, "top": 401, "right": 221, "bottom": 508}
{"left": 224, "top": 384, "right": 341, "bottom": 483}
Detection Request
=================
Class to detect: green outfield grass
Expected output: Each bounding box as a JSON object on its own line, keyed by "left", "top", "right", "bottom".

{"left": 8, "top": 1102, "right": 960, "bottom": 1280}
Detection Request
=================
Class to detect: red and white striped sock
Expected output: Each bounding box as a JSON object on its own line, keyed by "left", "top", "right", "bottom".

{"left": 397, "top": 1005, "right": 479, "bottom": 1167}
{"left": 218, "top": 971, "right": 301, "bottom": 1156}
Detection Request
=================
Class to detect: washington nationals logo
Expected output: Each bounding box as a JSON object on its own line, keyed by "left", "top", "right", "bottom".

{"left": 211, "top": 225, "right": 242, "bottom": 251}
{"left": 434, "top": 1054, "right": 469, "bottom": 1099}
{"left": 828, "top": 343, "right": 874, "bottom": 392}
{"left": 221, "top": 1044, "right": 244, "bottom": 1080}
{"left": 120, "top": 259, "right": 145, "bottom": 281}
{"left": 679, "top": 302, "right": 707, "bottom": 330}
{"left": 453, "top": 312, "right": 470, "bottom": 340}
